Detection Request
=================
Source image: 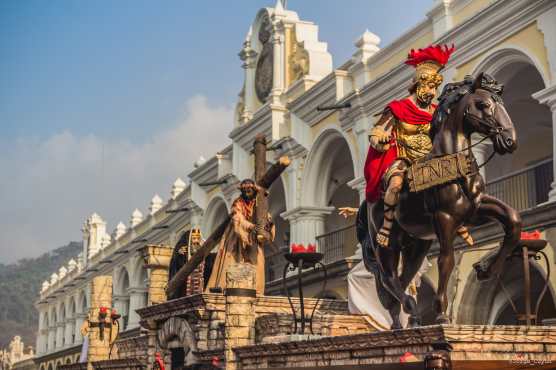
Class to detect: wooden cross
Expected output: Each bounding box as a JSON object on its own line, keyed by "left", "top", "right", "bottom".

{"left": 166, "top": 133, "right": 290, "bottom": 296}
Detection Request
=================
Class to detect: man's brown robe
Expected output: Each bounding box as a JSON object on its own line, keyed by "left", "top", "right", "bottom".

{"left": 205, "top": 197, "right": 274, "bottom": 295}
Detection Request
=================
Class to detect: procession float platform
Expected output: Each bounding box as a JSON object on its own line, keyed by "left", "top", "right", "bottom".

{"left": 235, "top": 324, "right": 556, "bottom": 370}
{"left": 127, "top": 292, "right": 556, "bottom": 370}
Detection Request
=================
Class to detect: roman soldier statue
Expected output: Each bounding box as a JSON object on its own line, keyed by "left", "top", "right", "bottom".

{"left": 364, "top": 44, "right": 472, "bottom": 248}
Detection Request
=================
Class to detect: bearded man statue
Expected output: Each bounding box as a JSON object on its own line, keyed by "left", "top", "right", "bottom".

{"left": 205, "top": 179, "right": 275, "bottom": 295}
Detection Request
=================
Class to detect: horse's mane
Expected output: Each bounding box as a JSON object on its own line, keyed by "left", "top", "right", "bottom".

{"left": 430, "top": 73, "right": 505, "bottom": 140}
{"left": 430, "top": 76, "right": 474, "bottom": 140}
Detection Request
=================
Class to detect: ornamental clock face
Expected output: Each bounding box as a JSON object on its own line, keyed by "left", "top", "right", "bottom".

{"left": 255, "top": 20, "right": 273, "bottom": 103}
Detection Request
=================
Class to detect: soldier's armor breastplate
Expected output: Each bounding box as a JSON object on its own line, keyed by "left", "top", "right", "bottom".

{"left": 395, "top": 120, "right": 432, "bottom": 162}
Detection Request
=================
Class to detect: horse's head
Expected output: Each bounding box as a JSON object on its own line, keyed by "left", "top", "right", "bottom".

{"left": 464, "top": 73, "right": 517, "bottom": 154}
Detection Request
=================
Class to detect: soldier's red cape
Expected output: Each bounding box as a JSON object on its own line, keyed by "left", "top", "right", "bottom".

{"left": 364, "top": 98, "right": 435, "bottom": 202}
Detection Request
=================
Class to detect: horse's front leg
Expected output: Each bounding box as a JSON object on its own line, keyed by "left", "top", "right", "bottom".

{"left": 473, "top": 194, "right": 521, "bottom": 281}
{"left": 432, "top": 210, "right": 457, "bottom": 324}
{"left": 399, "top": 238, "right": 433, "bottom": 327}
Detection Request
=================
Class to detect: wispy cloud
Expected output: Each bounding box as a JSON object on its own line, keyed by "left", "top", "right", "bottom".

{"left": 0, "top": 95, "right": 233, "bottom": 263}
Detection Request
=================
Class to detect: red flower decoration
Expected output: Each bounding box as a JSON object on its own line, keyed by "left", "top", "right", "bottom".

{"left": 99, "top": 306, "right": 108, "bottom": 314}
{"left": 307, "top": 244, "right": 316, "bottom": 253}
{"left": 405, "top": 44, "right": 455, "bottom": 67}
{"left": 291, "top": 243, "right": 306, "bottom": 253}
{"left": 521, "top": 230, "right": 541, "bottom": 240}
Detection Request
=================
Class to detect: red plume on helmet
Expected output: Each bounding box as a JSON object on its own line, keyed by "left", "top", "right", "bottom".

{"left": 405, "top": 44, "right": 455, "bottom": 68}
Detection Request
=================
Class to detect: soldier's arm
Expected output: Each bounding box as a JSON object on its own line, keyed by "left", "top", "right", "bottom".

{"left": 369, "top": 109, "right": 395, "bottom": 151}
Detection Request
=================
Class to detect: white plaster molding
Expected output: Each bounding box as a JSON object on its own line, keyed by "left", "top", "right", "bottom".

{"left": 171, "top": 178, "right": 186, "bottom": 200}
{"left": 112, "top": 222, "right": 127, "bottom": 240}
{"left": 537, "top": 6, "right": 556, "bottom": 84}
{"left": 281, "top": 206, "right": 334, "bottom": 221}
{"left": 533, "top": 84, "right": 556, "bottom": 110}
{"left": 229, "top": 102, "right": 272, "bottom": 151}
{"left": 130, "top": 209, "right": 143, "bottom": 228}
{"left": 149, "top": 194, "right": 163, "bottom": 215}
{"left": 287, "top": 72, "right": 337, "bottom": 127}
{"left": 427, "top": 0, "right": 454, "bottom": 39}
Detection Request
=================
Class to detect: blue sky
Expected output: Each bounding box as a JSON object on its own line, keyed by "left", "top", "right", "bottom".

{"left": 0, "top": 0, "right": 431, "bottom": 263}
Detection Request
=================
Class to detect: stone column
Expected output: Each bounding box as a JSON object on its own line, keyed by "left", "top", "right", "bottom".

{"left": 112, "top": 295, "right": 129, "bottom": 331}
{"left": 282, "top": 206, "right": 334, "bottom": 249}
{"left": 224, "top": 264, "right": 257, "bottom": 370}
{"left": 239, "top": 35, "right": 258, "bottom": 124}
{"left": 74, "top": 313, "right": 87, "bottom": 344}
{"left": 36, "top": 309, "right": 47, "bottom": 355}
{"left": 533, "top": 85, "right": 556, "bottom": 202}
{"left": 64, "top": 319, "right": 75, "bottom": 347}
{"left": 47, "top": 324, "right": 56, "bottom": 352}
{"left": 271, "top": 23, "right": 285, "bottom": 99}
{"left": 87, "top": 275, "right": 113, "bottom": 369}
{"left": 56, "top": 322, "right": 64, "bottom": 349}
{"left": 127, "top": 287, "right": 148, "bottom": 328}
{"left": 140, "top": 244, "right": 172, "bottom": 305}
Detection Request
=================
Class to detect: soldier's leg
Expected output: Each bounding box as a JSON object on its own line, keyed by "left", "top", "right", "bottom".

{"left": 376, "top": 161, "right": 407, "bottom": 248}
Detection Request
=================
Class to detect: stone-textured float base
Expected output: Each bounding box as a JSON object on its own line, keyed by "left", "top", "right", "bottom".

{"left": 234, "top": 324, "right": 556, "bottom": 369}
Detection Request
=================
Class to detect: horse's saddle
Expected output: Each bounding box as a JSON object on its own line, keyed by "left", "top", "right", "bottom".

{"left": 407, "top": 152, "right": 472, "bottom": 192}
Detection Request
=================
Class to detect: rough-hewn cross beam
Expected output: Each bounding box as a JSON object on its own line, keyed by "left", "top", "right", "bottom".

{"left": 166, "top": 133, "right": 290, "bottom": 297}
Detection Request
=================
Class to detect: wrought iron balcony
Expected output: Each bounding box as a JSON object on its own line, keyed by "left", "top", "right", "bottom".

{"left": 486, "top": 159, "right": 553, "bottom": 211}
{"left": 316, "top": 224, "right": 357, "bottom": 266}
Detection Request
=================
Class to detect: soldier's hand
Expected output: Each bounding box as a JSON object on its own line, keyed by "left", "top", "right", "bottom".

{"left": 338, "top": 207, "right": 358, "bottom": 218}
{"left": 369, "top": 126, "right": 391, "bottom": 150}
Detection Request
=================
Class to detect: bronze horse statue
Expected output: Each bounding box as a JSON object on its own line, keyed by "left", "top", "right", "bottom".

{"left": 361, "top": 72, "right": 520, "bottom": 328}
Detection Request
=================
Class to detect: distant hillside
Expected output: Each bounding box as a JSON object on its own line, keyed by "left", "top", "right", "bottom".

{"left": 0, "top": 241, "right": 82, "bottom": 350}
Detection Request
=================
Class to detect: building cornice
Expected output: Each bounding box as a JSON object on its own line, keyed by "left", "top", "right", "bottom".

{"left": 229, "top": 103, "right": 273, "bottom": 150}
{"left": 287, "top": 72, "right": 338, "bottom": 126}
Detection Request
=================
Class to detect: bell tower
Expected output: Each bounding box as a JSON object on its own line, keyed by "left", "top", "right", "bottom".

{"left": 236, "top": 1, "right": 333, "bottom": 126}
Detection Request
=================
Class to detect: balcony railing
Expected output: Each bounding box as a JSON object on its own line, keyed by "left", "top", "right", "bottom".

{"left": 265, "top": 246, "right": 289, "bottom": 283}
{"left": 486, "top": 159, "right": 553, "bottom": 211}
{"left": 316, "top": 224, "right": 357, "bottom": 265}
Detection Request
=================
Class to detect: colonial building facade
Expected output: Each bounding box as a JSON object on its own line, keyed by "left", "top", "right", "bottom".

{"left": 34, "top": 0, "right": 556, "bottom": 368}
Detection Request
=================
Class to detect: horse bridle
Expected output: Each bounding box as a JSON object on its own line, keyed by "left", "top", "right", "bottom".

{"left": 461, "top": 92, "right": 505, "bottom": 170}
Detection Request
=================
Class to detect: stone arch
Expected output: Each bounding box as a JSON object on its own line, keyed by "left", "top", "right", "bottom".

{"left": 202, "top": 195, "right": 229, "bottom": 237}
{"left": 157, "top": 317, "right": 198, "bottom": 366}
{"left": 43, "top": 311, "right": 49, "bottom": 331}
{"left": 472, "top": 46, "right": 550, "bottom": 87}
{"left": 129, "top": 255, "right": 148, "bottom": 288}
{"left": 57, "top": 302, "right": 65, "bottom": 322}
{"left": 457, "top": 255, "right": 556, "bottom": 325}
{"left": 77, "top": 290, "right": 87, "bottom": 314}
{"left": 47, "top": 363, "right": 53, "bottom": 370}
{"left": 302, "top": 127, "right": 359, "bottom": 239}
{"left": 49, "top": 306, "right": 57, "bottom": 326}
{"left": 65, "top": 357, "right": 71, "bottom": 364}
{"left": 40, "top": 363, "right": 46, "bottom": 370}
{"left": 55, "top": 359, "right": 63, "bottom": 369}
{"left": 114, "top": 266, "right": 131, "bottom": 295}
{"left": 67, "top": 296, "right": 76, "bottom": 319}
{"left": 471, "top": 47, "right": 553, "bottom": 207}
{"left": 302, "top": 126, "right": 360, "bottom": 208}
{"left": 114, "top": 266, "right": 131, "bottom": 329}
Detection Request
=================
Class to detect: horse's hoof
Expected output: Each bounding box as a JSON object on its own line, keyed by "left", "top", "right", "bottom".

{"left": 435, "top": 314, "right": 450, "bottom": 325}
{"left": 390, "top": 322, "right": 402, "bottom": 330}
{"left": 408, "top": 316, "right": 421, "bottom": 328}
